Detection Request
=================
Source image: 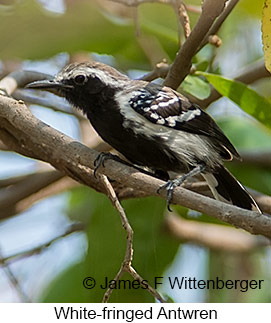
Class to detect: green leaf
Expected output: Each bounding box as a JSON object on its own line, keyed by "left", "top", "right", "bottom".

{"left": 181, "top": 75, "right": 211, "bottom": 100}
{"left": 196, "top": 72, "right": 271, "bottom": 128}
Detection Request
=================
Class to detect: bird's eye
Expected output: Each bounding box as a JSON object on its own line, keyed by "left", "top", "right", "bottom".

{"left": 74, "top": 74, "right": 86, "bottom": 85}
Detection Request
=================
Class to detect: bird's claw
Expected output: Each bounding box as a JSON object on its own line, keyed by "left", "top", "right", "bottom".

{"left": 93, "top": 152, "right": 125, "bottom": 178}
{"left": 157, "top": 179, "right": 180, "bottom": 212}
{"left": 93, "top": 152, "right": 111, "bottom": 178}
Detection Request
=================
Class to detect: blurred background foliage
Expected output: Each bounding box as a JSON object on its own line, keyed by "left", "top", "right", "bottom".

{"left": 0, "top": 0, "right": 270, "bottom": 303}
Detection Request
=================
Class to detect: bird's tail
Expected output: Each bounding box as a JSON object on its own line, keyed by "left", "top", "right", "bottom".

{"left": 202, "top": 165, "right": 261, "bottom": 213}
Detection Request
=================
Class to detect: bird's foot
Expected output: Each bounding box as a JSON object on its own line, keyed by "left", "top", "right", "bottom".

{"left": 93, "top": 152, "right": 125, "bottom": 178}
{"left": 157, "top": 164, "right": 206, "bottom": 211}
{"left": 94, "top": 152, "right": 158, "bottom": 179}
{"left": 157, "top": 177, "right": 187, "bottom": 212}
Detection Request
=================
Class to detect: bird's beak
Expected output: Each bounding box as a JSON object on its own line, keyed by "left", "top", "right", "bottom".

{"left": 25, "top": 79, "right": 73, "bottom": 96}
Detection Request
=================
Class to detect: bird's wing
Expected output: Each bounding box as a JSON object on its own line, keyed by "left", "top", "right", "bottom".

{"left": 129, "top": 83, "right": 240, "bottom": 161}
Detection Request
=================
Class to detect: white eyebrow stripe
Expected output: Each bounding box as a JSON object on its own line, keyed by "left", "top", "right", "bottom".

{"left": 57, "top": 66, "right": 128, "bottom": 87}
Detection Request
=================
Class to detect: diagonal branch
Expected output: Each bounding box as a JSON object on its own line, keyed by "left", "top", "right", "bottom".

{"left": 0, "top": 170, "right": 63, "bottom": 212}
{"left": 0, "top": 95, "right": 270, "bottom": 238}
{"left": 0, "top": 175, "right": 80, "bottom": 220}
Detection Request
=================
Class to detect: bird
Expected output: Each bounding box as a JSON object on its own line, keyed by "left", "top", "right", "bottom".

{"left": 26, "top": 61, "right": 261, "bottom": 213}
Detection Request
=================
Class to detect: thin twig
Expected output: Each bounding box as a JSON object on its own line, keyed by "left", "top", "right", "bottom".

{"left": 178, "top": 1, "right": 191, "bottom": 39}
{"left": 2, "top": 223, "right": 85, "bottom": 264}
{"left": 100, "top": 175, "right": 134, "bottom": 267}
{"left": 99, "top": 174, "right": 166, "bottom": 303}
{"left": 0, "top": 247, "right": 31, "bottom": 302}
{"left": 163, "top": 0, "right": 228, "bottom": 89}
{"left": 139, "top": 60, "right": 169, "bottom": 81}
{"left": 198, "top": 0, "right": 240, "bottom": 51}
{"left": 127, "top": 266, "right": 166, "bottom": 302}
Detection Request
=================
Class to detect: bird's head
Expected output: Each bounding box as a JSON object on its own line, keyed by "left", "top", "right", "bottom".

{"left": 26, "top": 61, "right": 129, "bottom": 108}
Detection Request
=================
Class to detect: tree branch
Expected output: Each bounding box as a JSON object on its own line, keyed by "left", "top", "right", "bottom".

{"left": 0, "top": 170, "right": 63, "bottom": 212}
{"left": 1, "top": 175, "right": 80, "bottom": 219}
{"left": 238, "top": 151, "right": 271, "bottom": 168}
{"left": 139, "top": 60, "right": 169, "bottom": 81}
{"left": 0, "top": 95, "right": 270, "bottom": 238}
{"left": 2, "top": 167, "right": 271, "bottom": 221}
{"left": 165, "top": 212, "right": 270, "bottom": 252}
{"left": 198, "top": 0, "right": 240, "bottom": 50}
{"left": 250, "top": 190, "right": 271, "bottom": 216}
{"left": 163, "top": 0, "right": 228, "bottom": 89}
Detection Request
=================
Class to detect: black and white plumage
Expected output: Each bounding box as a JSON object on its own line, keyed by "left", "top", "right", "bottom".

{"left": 26, "top": 61, "right": 261, "bottom": 213}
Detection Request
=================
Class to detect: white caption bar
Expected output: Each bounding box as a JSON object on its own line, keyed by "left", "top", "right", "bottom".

{"left": 0, "top": 303, "right": 268, "bottom": 322}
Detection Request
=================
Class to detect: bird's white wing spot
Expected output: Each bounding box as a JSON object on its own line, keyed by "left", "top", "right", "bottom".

{"left": 156, "top": 118, "right": 165, "bottom": 125}
{"left": 180, "top": 109, "right": 201, "bottom": 122}
{"left": 165, "top": 116, "right": 177, "bottom": 127}
{"left": 150, "top": 113, "right": 159, "bottom": 120}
